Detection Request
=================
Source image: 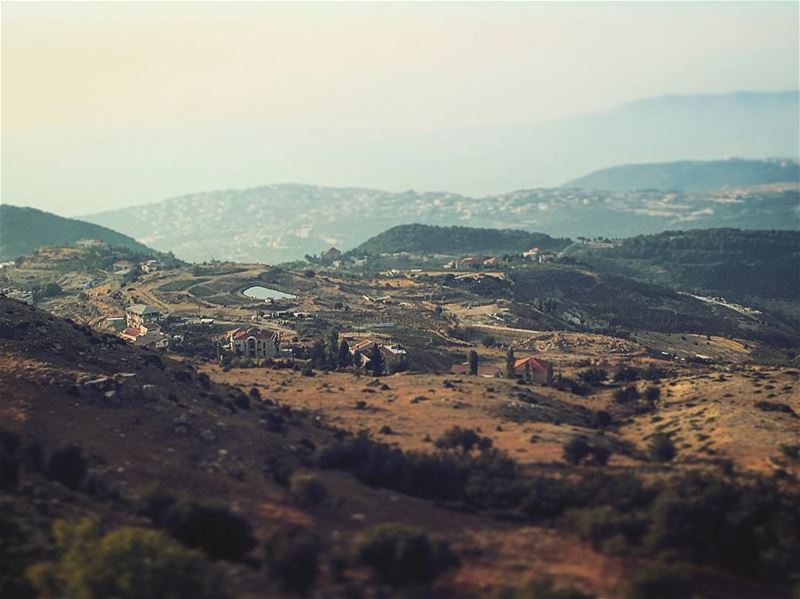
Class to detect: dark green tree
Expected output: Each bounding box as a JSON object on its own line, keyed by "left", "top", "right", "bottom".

{"left": 505, "top": 347, "right": 516, "bottom": 379}
{"left": 310, "top": 339, "right": 327, "bottom": 369}
{"left": 369, "top": 344, "right": 385, "bottom": 377}
{"left": 337, "top": 339, "right": 352, "bottom": 368}
{"left": 468, "top": 350, "right": 479, "bottom": 375}
{"left": 328, "top": 330, "right": 339, "bottom": 366}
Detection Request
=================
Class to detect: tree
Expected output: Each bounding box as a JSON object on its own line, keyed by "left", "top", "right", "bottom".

{"left": 468, "top": 350, "right": 479, "bottom": 375}
{"left": 27, "top": 520, "right": 225, "bottom": 599}
{"left": 369, "top": 344, "right": 385, "bottom": 377}
{"left": 310, "top": 339, "right": 327, "bottom": 369}
{"left": 337, "top": 339, "right": 352, "bottom": 368}
{"left": 505, "top": 348, "right": 516, "bottom": 379}
{"left": 327, "top": 330, "right": 339, "bottom": 366}
{"left": 355, "top": 524, "right": 459, "bottom": 585}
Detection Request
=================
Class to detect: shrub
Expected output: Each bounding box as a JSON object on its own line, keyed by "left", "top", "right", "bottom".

{"left": 643, "top": 386, "right": 661, "bottom": 401}
{"left": 355, "top": 524, "right": 458, "bottom": 585}
{"left": 589, "top": 444, "right": 612, "bottom": 466}
{"left": 26, "top": 520, "right": 225, "bottom": 599}
{"left": 613, "top": 385, "right": 640, "bottom": 404}
{"left": 0, "top": 447, "right": 19, "bottom": 490}
{"left": 577, "top": 368, "right": 608, "bottom": 385}
{"left": 570, "top": 506, "right": 647, "bottom": 553}
{"left": 289, "top": 472, "right": 328, "bottom": 507}
{"left": 614, "top": 367, "right": 640, "bottom": 383}
{"left": 647, "top": 434, "right": 676, "bottom": 463}
{"left": 316, "top": 433, "right": 521, "bottom": 509}
{"left": 563, "top": 436, "right": 591, "bottom": 465}
{"left": 160, "top": 502, "right": 256, "bottom": 561}
{"left": 434, "top": 427, "right": 492, "bottom": 452}
{"left": 511, "top": 577, "right": 595, "bottom": 599}
{"left": 481, "top": 336, "right": 496, "bottom": 348}
{"left": 47, "top": 445, "right": 88, "bottom": 490}
{"left": 625, "top": 562, "right": 696, "bottom": 599}
{"left": 263, "top": 528, "right": 319, "bottom": 594}
{"left": 591, "top": 410, "right": 612, "bottom": 430}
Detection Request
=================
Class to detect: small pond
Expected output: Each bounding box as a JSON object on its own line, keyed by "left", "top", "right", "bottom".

{"left": 243, "top": 285, "right": 297, "bottom": 301}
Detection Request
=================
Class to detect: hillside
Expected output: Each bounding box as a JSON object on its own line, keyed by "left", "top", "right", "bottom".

{"left": 353, "top": 224, "right": 571, "bottom": 255}
{"left": 569, "top": 229, "right": 800, "bottom": 308}
{"left": 0, "top": 204, "right": 154, "bottom": 261}
{"left": 83, "top": 183, "right": 800, "bottom": 264}
{"left": 2, "top": 290, "right": 800, "bottom": 597}
{"left": 563, "top": 158, "right": 800, "bottom": 191}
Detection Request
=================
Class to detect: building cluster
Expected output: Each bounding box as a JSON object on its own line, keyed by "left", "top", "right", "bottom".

{"left": 449, "top": 354, "right": 553, "bottom": 384}
{"left": 443, "top": 246, "right": 557, "bottom": 270}
{"left": 349, "top": 338, "right": 408, "bottom": 374}
{"left": 1, "top": 288, "right": 34, "bottom": 305}
{"left": 118, "top": 304, "right": 171, "bottom": 350}
{"left": 112, "top": 259, "right": 164, "bottom": 276}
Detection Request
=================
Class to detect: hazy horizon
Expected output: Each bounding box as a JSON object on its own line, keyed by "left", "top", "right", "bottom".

{"left": 2, "top": 2, "right": 799, "bottom": 216}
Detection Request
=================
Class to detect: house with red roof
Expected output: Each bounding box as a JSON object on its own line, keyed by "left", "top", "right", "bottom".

{"left": 226, "top": 327, "right": 279, "bottom": 359}
{"left": 513, "top": 356, "right": 553, "bottom": 385}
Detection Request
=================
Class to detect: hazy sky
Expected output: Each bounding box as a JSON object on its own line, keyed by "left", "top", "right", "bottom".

{"left": 2, "top": 1, "right": 799, "bottom": 215}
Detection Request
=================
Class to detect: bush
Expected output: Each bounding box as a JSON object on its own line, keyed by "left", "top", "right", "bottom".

{"left": 625, "top": 562, "right": 696, "bottom": 599}
{"left": 591, "top": 410, "right": 612, "bottom": 430}
{"left": 643, "top": 386, "right": 661, "bottom": 401}
{"left": 289, "top": 472, "right": 328, "bottom": 507}
{"left": 434, "top": 426, "right": 492, "bottom": 452}
{"left": 316, "top": 433, "right": 521, "bottom": 509}
{"left": 563, "top": 437, "right": 611, "bottom": 466}
{"left": 355, "top": 524, "right": 458, "bottom": 585}
{"left": 614, "top": 367, "right": 640, "bottom": 383}
{"left": 647, "top": 434, "right": 676, "bottom": 463}
{"left": 47, "top": 445, "right": 88, "bottom": 490}
{"left": 613, "top": 385, "right": 640, "bottom": 404}
{"left": 511, "top": 577, "right": 595, "bottom": 599}
{"left": 263, "top": 528, "right": 319, "bottom": 594}
{"left": 159, "top": 502, "right": 256, "bottom": 561}
{"left": 563, "top": 437, "right": 591, "bottom": 465}
{"left": 27, "top": 520, "right": 225, "bottom": 599}
{"left": 570, "top": 506, "right": 647, "bottom": 553}
{"left": 576, "top": 368, "right": 607, "bottom": 385}
{"left": 0, "top": 448, "right": 19, "bottom": 490}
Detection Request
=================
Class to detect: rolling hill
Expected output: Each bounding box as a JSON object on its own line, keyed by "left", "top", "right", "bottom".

{"left": 83, "top": 184, "right": 800, "bottom": 264}
{"left": 568, "top": 229, "right": 800, "bottom": 311}
{"left": 0, "top": 204, "right": 155, "bottom": 261}
{"left": 563, "top": 158, "right": 800, "bottom": 191}
{"left": 352, "top": 224, "right": 571, "bottom": 255}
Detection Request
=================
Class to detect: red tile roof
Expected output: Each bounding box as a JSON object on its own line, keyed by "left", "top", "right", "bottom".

{"left": 229, "top": 327, "right": 276, "bottom": 341}
{"left": 513, "top": 357, "right": 551, "bottom": 373}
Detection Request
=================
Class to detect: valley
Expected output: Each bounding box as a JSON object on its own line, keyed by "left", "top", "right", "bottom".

{"left": 1, "top": 224, "right": 799, "bottom": 598}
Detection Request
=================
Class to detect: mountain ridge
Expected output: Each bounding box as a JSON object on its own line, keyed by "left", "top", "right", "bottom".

{"left": 0, "top": 204, "right": 157, "bottom": 261}
{"left": 563, "top": 158, "right": 800, "bottom": 191}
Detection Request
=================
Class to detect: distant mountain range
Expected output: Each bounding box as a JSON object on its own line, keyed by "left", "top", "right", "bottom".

{"left": 0, "top": 204, "right": 154, "bottom": 261}
{"left": 83, "top": 182, "right": 799, "bottom": 264}
{"left": 564, "top": 158, "right": 800, "bottom": 192}
{"left": 352, "top": 224, "right": 571, "bottom": 256}
{"left": 5, "top": 90, "right": 799, "bottom": 209}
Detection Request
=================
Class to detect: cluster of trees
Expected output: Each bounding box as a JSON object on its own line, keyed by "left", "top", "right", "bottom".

{"left": 316, "top": 430, "right": 799, "bottom": 590}
{"left": 309, "top": 331, "right": 406, "bottom": 376}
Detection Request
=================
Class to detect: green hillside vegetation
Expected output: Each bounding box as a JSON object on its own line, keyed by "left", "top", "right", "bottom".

{"left": 0, "top": 205, "right": 154, "bottom": 261}
{"left": 353, "top": 224, "right": 571, "bottom": 256}
{"left": 571, "top": 229, "right": 800, "bottom": 303}
{"left": 563, "top": 158, "right": 800, "bottom": 191}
